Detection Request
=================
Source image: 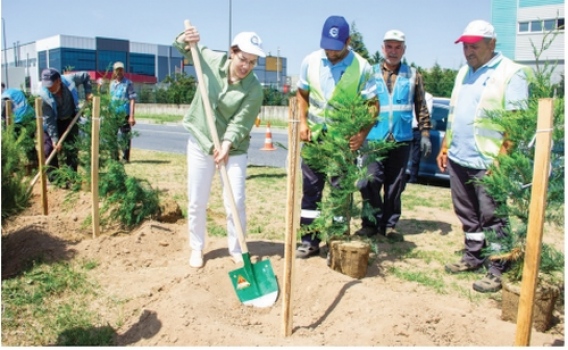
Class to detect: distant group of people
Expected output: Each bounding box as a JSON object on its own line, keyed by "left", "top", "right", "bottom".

{"left": 178, "top": 16, "right": 530, "bottom": 295}
{"left": 2, "top": 61, "right": 137, "bottom": 183}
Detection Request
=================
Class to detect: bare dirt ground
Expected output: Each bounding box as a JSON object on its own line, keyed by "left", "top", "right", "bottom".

{"left": 2, "top": 181, "right": 565, "bottom": 347}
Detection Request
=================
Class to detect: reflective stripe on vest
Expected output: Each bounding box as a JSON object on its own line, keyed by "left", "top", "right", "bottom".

{"left": 306, "top": 50, "right": 366, "bottom": 125}
{"left": 446, "top": 57, "right": 532, "bottom": 159}
{"left": 367, "top": 64, "right": 416, "bottom": 141}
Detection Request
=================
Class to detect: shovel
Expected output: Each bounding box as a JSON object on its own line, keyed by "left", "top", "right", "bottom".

{"left": 184, "top": 20, "right": 278, "bottom": 308}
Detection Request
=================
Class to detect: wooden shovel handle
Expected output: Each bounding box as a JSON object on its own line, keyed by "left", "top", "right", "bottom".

{"left": 184, "top": 20, "right": 249, "bottom": 254}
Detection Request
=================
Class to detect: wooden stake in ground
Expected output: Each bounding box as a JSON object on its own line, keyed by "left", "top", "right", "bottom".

{"left": 282, "top": 96, "right": 300, "bottom": 337}
{"left": 34, "top": 98, "right": 48, "bottom": 215}
{"left": 5, "top": 99, "right": 12, "bottom": 127}
{"left": 515, "top": 98, "right": 554, "bottom": 346}
{"left": 91, "top": 96, "right": 101, "bottom": 239}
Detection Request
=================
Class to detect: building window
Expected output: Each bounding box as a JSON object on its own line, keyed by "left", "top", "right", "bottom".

{"left": 530, "top": 20, "right": 543, "bottom": 32}
{"left": 130, "top": 53, "right": 155, "bottom": 76}
{"left": 522, "top": 18, "right": 566, "bottom": 33}
{"left": 98, "top": 51, "right": 127, "bottom": 72}
{"left": 61, "top": 48, "right": 96, "bottom": 71}
{"left": 544, "top": 19, "right": 555, "bottom": 31}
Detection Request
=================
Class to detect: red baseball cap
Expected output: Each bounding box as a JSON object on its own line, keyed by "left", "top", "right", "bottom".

{"left": 455, "top": 20, "right": 496, "bottom": 44}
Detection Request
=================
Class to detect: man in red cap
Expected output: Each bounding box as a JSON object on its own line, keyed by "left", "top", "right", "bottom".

{"left": 436, "top": 20, "right": 532, "bottom": 293}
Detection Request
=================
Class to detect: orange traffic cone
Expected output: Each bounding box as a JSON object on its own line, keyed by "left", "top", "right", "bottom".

{"left": 260, "top": 121, "right": 277, "bottom": 151}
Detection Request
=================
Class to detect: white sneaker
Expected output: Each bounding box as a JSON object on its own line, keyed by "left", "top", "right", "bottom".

{"left": 189, "top": 250, "right": 203, "bottom": 268}
{"left": 231, "top": 253, "right": 243, "bottom": 265}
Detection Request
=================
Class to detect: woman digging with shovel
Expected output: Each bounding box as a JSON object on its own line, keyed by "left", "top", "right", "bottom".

{"left": 173, "top": 23, "right": 265, "bottom": 269}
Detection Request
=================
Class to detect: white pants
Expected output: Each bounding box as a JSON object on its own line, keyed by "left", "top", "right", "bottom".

{"left": 186, "top": 134, "right": 247, "bottom": 255}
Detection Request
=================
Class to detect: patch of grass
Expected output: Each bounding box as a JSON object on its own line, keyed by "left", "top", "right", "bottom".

{"left": 1, "top": 259, "right": 119, "bottom": 346}
{"left": 402, "top": 249, "right": 447, "bottom": 265}
{"left": 402, "top": 183, "right": 452, "bottom": 210}
{"left": 387, "top": 266, "right": 447, "bottom": 294}
{"left": 448, "top": 281, "right": 487, "bottom": 303}
{"left": 136, "top": 113, "right": 182, "bottom": 124}
{"left": 206, "top": 221, "right": 227, "bottom": 237}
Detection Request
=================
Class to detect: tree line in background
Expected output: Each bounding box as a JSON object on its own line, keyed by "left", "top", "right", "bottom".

{"left": 137, "top": 22, "right": 563, "bottom": 106}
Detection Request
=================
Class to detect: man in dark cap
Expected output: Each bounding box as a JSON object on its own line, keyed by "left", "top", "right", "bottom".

{"left": 295, "top": 15, "right": 378, "bottom": 259}
{"left": 38, "top": 68, "right": 92, "bottom": 183}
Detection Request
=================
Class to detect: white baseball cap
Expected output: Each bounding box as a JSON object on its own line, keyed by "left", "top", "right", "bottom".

{"left": 383, "top": 29, "right": 405, "bottom": 42}
{"left": 231, "top": 32, "right": 266, "bottom": 57}
{"left": 455, "top": 20, "right": 496, "bottom": 44}
{"left": 113, "top": 61, "right": 125, "bottom": 70}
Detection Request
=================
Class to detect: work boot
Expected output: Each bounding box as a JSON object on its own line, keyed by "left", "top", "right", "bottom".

{"left": 355, "top": 226, "right": 378, "bottom": 238}
{"left": 444, "top": 260, "right": 481, "bottom": 274}
{"left": 384, "top": 227, "right": 404, "bottom": 242}
{"left": 473, "top": 273, "right": 502, "bottom": 293}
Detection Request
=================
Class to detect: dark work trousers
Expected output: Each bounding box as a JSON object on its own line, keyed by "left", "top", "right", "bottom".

{"left": 44, "top": 118, "right": 79, "bottom": 182}
{"left": 118, "top": 116, "right": 132, "bottom": 162}
{"left": 407, "top": 128, "right": 422, "bottom": 183}
{"left": 448, "top": 159, "right": 509, "bottom": 275}
{"left": 299, "top": 159, "right": 342, "bottom": 247}
{"left": 359, "top": 142, "right": 410, "bottom": 230}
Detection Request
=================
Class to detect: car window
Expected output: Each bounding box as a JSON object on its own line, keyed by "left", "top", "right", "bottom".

{"left": 431, "top": 106, "right": 448, "bottom": 131}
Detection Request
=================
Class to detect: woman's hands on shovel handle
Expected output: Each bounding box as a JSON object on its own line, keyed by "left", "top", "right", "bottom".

{"left": 183, "top": 24, "right": 200, "bottom": 50}
{"left": 214, "top": 140, "right": 232, "bottom": 166}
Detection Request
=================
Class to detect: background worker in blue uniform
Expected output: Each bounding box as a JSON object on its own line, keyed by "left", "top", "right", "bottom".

{"left": 437, "top": 20, "right": 531, "bottom": 293}
{"left": 295, "top": 15, "right": 378, "bottom": 259}
{"left": 2, "top": 88, "right": 37, "bottom": 173}
{"left": 39, "top": 68, "right": 92, "bottom": 183}
{"left": 110, "top": 61, "right": 137, "bottom": 163}
{"left": 356, "top": 29, "right": 432, "bottom": 242}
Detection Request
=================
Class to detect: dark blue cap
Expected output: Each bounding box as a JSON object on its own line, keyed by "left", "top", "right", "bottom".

{"left": 320, "top": 16, "right": 349, "bottom": 50}
{"left": 41, "top": 68, "right": 61, "bottom": 88}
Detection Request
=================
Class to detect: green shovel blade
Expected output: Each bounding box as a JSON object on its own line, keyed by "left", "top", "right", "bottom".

{"left": 228, "top": 253, "right": 279, "bottom": 308}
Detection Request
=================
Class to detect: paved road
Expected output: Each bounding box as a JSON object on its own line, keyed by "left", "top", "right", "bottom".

{"left": 131, "top": 123, "right": 290, "bottom": 168}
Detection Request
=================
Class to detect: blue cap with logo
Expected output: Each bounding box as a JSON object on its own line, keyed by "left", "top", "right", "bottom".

{"left": 320, "top": 15, "right": 349, "bottom": 50}
{"left": 41, "top": 68, "right": 61, "bottom": 88}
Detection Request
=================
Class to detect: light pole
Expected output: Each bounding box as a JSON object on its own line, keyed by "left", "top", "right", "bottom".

{"left": 228, "top": 0, "right": 232, "bottom": 49}
{"left": 2, "top": 17, "right": 9, "bottom": 87}
{"left": 276, "top": 47, "right": 280, "bottom": 90}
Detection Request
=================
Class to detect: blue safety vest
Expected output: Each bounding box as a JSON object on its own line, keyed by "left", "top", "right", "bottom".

{"left": 1, "top": 88, "right": 35, "bottom": 123}
{"left": 110, "top": 78, "right": 134, "bottom": 116}
{"left": 367, "top": 64, "right": 416, "bottom": 141}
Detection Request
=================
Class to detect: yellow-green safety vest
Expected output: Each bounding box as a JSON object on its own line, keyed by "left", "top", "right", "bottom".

{"left": 446, "top": 57, "right": 532, "bottom": 159}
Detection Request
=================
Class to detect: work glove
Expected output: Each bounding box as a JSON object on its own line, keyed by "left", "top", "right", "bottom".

{"left": 420, "top": 134, "right": 432, "bottom": 158}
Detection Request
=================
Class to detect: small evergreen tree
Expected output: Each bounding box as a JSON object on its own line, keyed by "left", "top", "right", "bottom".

{"left": 1, "top": 124, "right": 32, "bottom": 218}
{"left": 480, "top": 31, "right": 565, "bottom": 283}
{"left": 300, "top": 78, "right": 397, "bottom": 242}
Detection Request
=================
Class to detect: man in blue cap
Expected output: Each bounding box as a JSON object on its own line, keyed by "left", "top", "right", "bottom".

{"left": 295, "top": 15, "right": 378, "bottom": 259}
{"left": 39, "top": 68, "right": 92, "bottom": 184}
